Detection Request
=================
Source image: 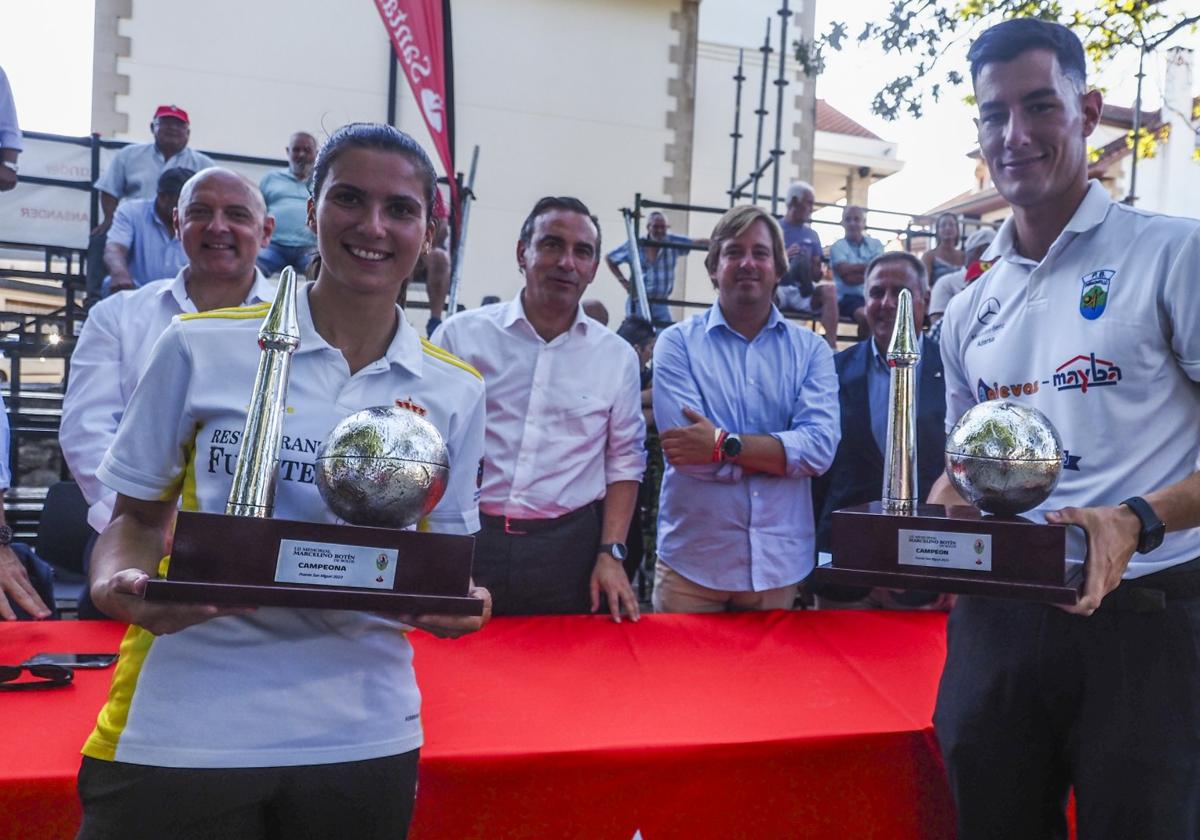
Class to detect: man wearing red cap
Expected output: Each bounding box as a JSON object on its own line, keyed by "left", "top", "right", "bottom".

{"left": 88, "top": 105, "right": 216, "bottom": 296}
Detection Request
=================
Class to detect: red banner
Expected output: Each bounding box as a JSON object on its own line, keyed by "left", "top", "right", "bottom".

{"left": 374, "top": 0, "right": 454, "bottom": 182}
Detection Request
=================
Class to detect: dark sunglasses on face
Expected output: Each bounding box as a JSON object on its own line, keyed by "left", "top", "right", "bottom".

{"left": 0, "top": 663, "right": 74, "bottom": 691}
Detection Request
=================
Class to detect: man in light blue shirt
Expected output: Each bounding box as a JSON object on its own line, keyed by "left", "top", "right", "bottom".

{"left": 652, "top": 205, "right": 840, "bottom": 612}
{"left": 257, "top": 131, "right": 317, "bottom": 276}
{"left": 102, "top": 167, "right": 193, "bottom": 295}
{"left": 829, "top": 205, "right": 884, "bottom": 332}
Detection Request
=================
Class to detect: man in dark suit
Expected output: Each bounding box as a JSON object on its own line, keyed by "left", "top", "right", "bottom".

{"left": 811, "top": 251, "right": 945, "bottom": 608}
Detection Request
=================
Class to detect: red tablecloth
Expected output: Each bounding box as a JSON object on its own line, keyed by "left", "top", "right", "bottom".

{"left": 0, "top": 611, "right": 955, "bottom": 839}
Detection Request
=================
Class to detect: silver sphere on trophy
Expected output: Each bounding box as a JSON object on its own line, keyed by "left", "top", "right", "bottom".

{"left": 945, "top": 400, "right": 1063, "bottom": 516}
{"left": 315, "top": 406, "right": 450, "bottom": 528}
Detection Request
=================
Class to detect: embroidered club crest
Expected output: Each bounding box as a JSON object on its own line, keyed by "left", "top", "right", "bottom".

{"left": 1079, "top": 270, "right": 1114, "bottom": 320}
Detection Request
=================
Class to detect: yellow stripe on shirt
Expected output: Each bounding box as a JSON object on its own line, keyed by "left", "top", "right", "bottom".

{"left": 420, "top": 338, "right": 482, "bottom": 381}
{"left": 81, "top": 424, "right": 206, "bottom": 759}
{"left": 179, "top": 301, "right": 271, "bottom": 322}
{"left": 81, "top": 625, "right": 156, "bottom": 761}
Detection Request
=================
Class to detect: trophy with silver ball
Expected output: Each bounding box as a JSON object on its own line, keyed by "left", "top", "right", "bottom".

{"left": 143, "top": 267, "right": 484, "bottom": 615}
{"left": 812, "top": 288, "right": 1080, "bottom": 604}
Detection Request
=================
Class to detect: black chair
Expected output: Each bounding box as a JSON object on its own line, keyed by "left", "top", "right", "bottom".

{"left": 34, "top": 481, "right": 92, "bottom": 611}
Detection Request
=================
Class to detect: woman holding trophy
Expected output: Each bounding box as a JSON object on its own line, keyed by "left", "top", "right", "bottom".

{"left": 77, "top": 124, "right": 491, "bottom": 839}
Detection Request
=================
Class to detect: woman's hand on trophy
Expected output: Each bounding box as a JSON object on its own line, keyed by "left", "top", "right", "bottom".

{"left": 93, "top": 568, "right": 257, "bottom": 636}
{"left": 398, "top": 584, "right": 492, "bottom": 639}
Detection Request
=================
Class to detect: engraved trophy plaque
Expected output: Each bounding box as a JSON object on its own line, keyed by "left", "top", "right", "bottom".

{"left": 143, "top": 267, "right": 484, "bottom": 615}
{"left": 811, "top": 288, "right": 1080, "bottom": 605}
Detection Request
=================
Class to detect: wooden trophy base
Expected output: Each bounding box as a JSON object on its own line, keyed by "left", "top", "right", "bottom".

{"left": 143, "top": 511, "right": 484, "bottom": 615}
{"left": 812, "top": 502, "right": 1081, "bottom": 606}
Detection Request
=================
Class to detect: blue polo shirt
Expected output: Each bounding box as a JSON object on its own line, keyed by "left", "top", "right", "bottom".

{"left": 830, "top": 235, "right": 884, "bottom": 301}
{"left": 105, "top": 198, "right": 187, "bottom": 289}
{"left": 260, "top": 169, "right": 316, "bottom": 248}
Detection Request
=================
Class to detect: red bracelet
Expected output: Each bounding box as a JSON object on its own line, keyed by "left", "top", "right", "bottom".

{"left": 712, "top": 428, "right": 728, "bottom": 463}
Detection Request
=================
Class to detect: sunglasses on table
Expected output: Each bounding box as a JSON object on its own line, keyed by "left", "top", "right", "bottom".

{"left": 0, "top": 663, "right": 74, "bottom": 691}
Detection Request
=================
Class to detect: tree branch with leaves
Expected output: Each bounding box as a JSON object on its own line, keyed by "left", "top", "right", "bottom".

{"left": 796, "top": 1, "right": 1200, "bottom": 122}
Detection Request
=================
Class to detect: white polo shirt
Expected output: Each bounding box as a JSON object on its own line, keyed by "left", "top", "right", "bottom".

{"left": 941, "top": 181, "right": 1200, "bottom": 577}
{"left": 432, "top": 295, "right": 646, "bottom": 519}
{"left": 61, "top": 268, "right": 276, "bottom": 533}
{"left": 83, "top": 284, "right": 486, "bottom": 768}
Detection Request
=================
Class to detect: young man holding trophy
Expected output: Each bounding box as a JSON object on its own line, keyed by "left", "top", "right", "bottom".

{"left": 930, "top": 19, "right": 1200, "bottom": 839}
{"left": 76, "top": 125, "right": 490, "bottom": 840}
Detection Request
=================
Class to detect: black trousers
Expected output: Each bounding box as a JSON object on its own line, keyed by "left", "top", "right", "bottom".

{"left": 934, "top": 563, "right": 1200, "bottom": 840}
{"left": 76, "top": 751, "right": 419, "bottom": 840}
{"left": 473, "top": 503, "right": 601, "bottom": 616}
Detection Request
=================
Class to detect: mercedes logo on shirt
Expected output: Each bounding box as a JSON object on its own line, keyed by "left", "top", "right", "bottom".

{"left": 976, "top": 297, "right": 1001, "bottom": 325}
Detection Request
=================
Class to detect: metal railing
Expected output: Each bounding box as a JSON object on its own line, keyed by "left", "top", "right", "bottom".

{"left": 619, "top": 193, "right": 994, "bottom": 334}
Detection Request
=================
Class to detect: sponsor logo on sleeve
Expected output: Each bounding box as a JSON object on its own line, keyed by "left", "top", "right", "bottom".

{"left": 1079, "top": 270, "right": 1114, "bottom": 320}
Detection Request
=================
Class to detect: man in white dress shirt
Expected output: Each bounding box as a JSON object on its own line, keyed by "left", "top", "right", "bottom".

{"left": 433, "top": 196, "right": 646, "bottom": 621}
{"left": 60, "top": 168, "right": 275, "bottom": 615}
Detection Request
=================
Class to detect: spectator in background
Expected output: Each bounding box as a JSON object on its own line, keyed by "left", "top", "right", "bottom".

{"left": 921, "top": 212, "right": 965, "bottom": 288}
{"left": 0, "top": 393, "right": 57, "bottom": 620}
{"left": 582, "top": 299, "right": 610, "bottom": 326}
{"left": 0, "top": 65, "right": 22, "bottom": 192}
{"left": 88, "top": 105, "right": 216, "bottom": 298}
{"left": 829, "top": 205, "right": 883, "bottom": 335}
{"left": 775, "top": 181, "right": 839, "bottom": 351}
{"left": 928, "top": 227, "right": 996, "bottom": 326}
{"left": 810, "top": 252, "right": 945, "bottom": 609}
{"left": 61, "top": 169, "right": 276, "bottom": 617}
{"left": 101, "top": 166, "right": 194, "bottom": 295}
{"left": 257, "top": 131, "right": 317, "bottom": 276}
{"left": 617, "top": 316, "right": 659, "bottom": 582}
{"left": 433, "top": 196, "right": 645, "bottom": 622}
{"left": 652, "top": 205, "right": 839, "bottom": 613}
{"left": 413, "top": 189, "right": 452, "bottom": 337}
{"left": 605, "top": 211, "right": 707, "bottom": 330}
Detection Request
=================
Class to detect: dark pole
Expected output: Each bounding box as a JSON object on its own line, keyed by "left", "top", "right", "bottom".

{"left": 770, "top": 0, "right": 791, "bottom": 215}
{"left": 88, "top": 133, "right": 100, "bottom": 230}
{"left": 386, "top": 43, "right": 398, "bottom": 126}
{"left": 751, "top": 18, "right": 772, "bottom": 203}
{"left": 728, "top": 48, "right": 746, "bottom": 207}
{"left": 443, "top": 0, "right": 456, "bottom": 171}
{"left": 1125, "top": 43, "right": 1146, "bottom": 206}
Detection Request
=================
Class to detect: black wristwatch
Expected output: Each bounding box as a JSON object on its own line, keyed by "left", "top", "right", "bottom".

{"left": 599, "top": 543, "right": 628, "bottom": 563}
{"left": 1121, "top": 496, "right": 1165, "bottom": 554}
{"left": 720, "top": 432, "right": 743, "bottom": 461}
{"left": 0, "top": 525, "right": 12, "bottom": 547}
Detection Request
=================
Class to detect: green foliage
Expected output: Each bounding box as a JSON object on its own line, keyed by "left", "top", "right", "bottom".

{"left": 797, "top": 1, "right": 1200, "bottom": 121}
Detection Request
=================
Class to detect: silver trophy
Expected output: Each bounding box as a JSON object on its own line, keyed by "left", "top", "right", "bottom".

{"left": 945, "top": 401, "right": 1063, "bottom": 516}
{"left": 881, "top": 287, "right": 921, "bottom": 513}
{"left": 316, "top": 407, "right": 450, "bottom": 528}
{"left": 144, "top": 266, "right": 482, "bottom": 614}
{"left": 814, "top": 286, "right": 1077, "bottom": 604}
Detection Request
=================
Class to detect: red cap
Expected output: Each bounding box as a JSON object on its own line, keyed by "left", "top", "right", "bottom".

{"left": 153, "top": 104, "right": 190, "bottom": 124}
